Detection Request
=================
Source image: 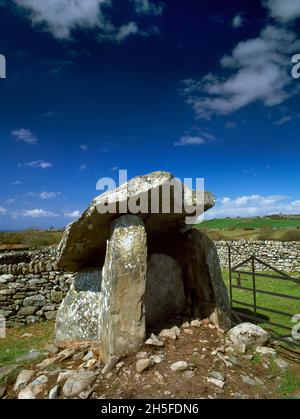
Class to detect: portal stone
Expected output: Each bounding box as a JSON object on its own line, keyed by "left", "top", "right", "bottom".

{"left": 98, "top": 215, "right": 147, "bottom": 362}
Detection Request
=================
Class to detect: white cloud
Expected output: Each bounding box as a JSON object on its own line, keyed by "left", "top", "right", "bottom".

{"left": 24, "top": 160, "right": 53, "bottom": 169}
{"left": 14, "top": 209, "right": 58, "bottom": 218}
{"left": 12, "top": 180, "right": 23, "bottom": 185}
{"left": 174, "top": 135, "right": 207, "bottom": 147}
{"left": 12, "top": 0, "right": 111, "bottom": 40}
{"left": 11, "top": 128, "right": 37, "bottom": 144}
{"left": 39, "top": 191, "right": 61, "bottom": 199}
{"left": 79, "top": 164, "right": 87, "bottom": 171}
{"left": 232, "top": 14, "right": 243, "bottom": 28}
{"left": 80, "top": 144, "right": 89, "bottom": 151}
{"left": 0, "top": 207, "right": 6, "bottom": 215}
{"left": 181, "top": 25, "right": 300, "bottom": 118}
{"left": 64, "top": 210, "right": 81, "bottom": 218}
{"left": 264, "top": 0, "right": 300, "bottom": 23}
{"left": 274, "top": 115, "right": 292, "bottom": 125}
{"left": 132, "top": 0, "right": 164, "bottom": 16}
{"left": 12, "top": 0, "right": 162, "bottom": 42}
{"left": 206, "top": 194, "right": 300, "bottom": 218}
{"left": 114, "top": 22, "right": 139, "bottom": 42}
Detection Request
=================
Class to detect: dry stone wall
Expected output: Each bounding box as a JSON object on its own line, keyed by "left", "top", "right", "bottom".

{"left": 0, "top": 247, "right": 74, "bottom": 327}
{"left": 214, "top": 240, "right": 300, "bottom": 272}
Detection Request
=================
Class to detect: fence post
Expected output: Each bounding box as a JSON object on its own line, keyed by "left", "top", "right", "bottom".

{"left": 252, "top": 256, "right": 257, "bottom": 324}
{"left": 228, "top": 244, "right": 233, "bottom": 310}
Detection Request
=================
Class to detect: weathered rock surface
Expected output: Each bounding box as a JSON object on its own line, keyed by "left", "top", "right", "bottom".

{"left": 57, "top": 171, "right": 215, "bottom": 272}
{"left": 136, "top": 359, "right": 151, "bottom": 373}
{"left": 170, "top": 361, "right": 189, "bottom": 372}
{"left": 54, "top": 270, "right": 102, "bottom": 342}
{"left": 228, "top": 323, "right": 270, "bottom": 349}
{"left": 14, "top": 370, "right": 34, "bottom": 392}
{"left": 63, "top": 371, "right": 96, "bottom": 398}
{"left": 98, "top": 215, "right": 147, "bottom": 362}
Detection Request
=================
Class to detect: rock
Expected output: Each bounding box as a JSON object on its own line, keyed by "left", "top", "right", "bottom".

{"left": 145, "top": 334, "right": 164, "bottom": 347}
{"left": 116, "top": 362, "right": 125, "bottom": 370}
{"left": 241, "top": 375, "right": 264, "bottom": 386}
{"left": 83, "top": 351, "right": 94, "bottom": 362}
{"left": 23, "top": 295, "right": 46, "bottom": 307}
{"left": 136, "top": 352, "right": 148, "bottom": 359}
{"left": 228, "top": 323, "right": 270, "bottom": 349}
{"left": 98, "top": 215, "right": 147, "bottom": 362}
{"left": 57, "top": 171, "right": 214, "bottom": 272}
{"left": 0, "top": 274, "right": 14, "bottom": 283}
{"left": 54, "top": 270, "right": 102, "bottom": 343}
{"left": 136, "top": 359, "right": 151, "bottom": 374}
{"left": 31, "top": 375, "right": 49, "bottom": 386}
{"left": 191, "top": 319, "right": 201, "bottom": 328}
{"left": 57, "top": 348, "right": 76, "bottom": 360}
{"left": 14, "top": 370, "right": 34, "bottom": 392}
{"left": 256, "top": 346, "right": 276, "bottom": 357}
{"left": 184, "top": 329, "right": 194, "bottom": 335}
{"left": 150, "top": 355, "right": 163, "bottom": 364}
{"left": 209, "top": 371, "right": 225, "bottom": 382}
{"left": 57, "top": 371, "right": 74, "bottom": 384}
{"left": 45, "top": 311, "right": 57, "bottom": 321}
{"left": 36, "top": 356, "right": 59, "bottom": 369}
{"left": 182, "top": 322, "right": 190, "bottom": 328}
{"left": 207, "top": 377, "right": 225, "bottom": 389}
{"left": 18, "top": 375, "right": 48, "bottom": 399}
{"left": 101, "top": 356, "right": 119, "bottom": 376}
{"left": 49, "top": 385, "right": 59, "bottom": 399}
{"left": 17, "top": 306, "right": 37, "bottom": 316}
{"left": 159, "top": 328, "right": 178, "bottom": 341}
{"left": 72, "top": 351, "right": 87, "bottom": 361}
{"left": 63, "top": 371, "right": 96, "bottom": 398}
{"left": 18, "top": 387, "right": 36, "bottom": 399}
{"left": 274, "top": 358, "right": 289, "bottom": 370}
{"left": 50, "top": 290, "right": 63, "bottom": 303}
{"left": 170, "top": 361, "right": 189, "bottom": 372}
{"left": 44, "top": 343, "right": 59, "bottom": 354}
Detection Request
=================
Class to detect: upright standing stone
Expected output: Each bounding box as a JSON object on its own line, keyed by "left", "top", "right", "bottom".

{"left": 98, "top": 215, "right": 147, "bottom": 362}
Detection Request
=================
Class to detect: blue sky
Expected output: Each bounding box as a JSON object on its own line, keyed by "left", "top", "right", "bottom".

{"left": 0, "top": 0, "right": 300, "bottom": 230}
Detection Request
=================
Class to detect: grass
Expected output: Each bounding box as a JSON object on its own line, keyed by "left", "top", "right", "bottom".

{"left": 0, "top": 230, "right": 63, "bottom": 249}
{"left": 199, "top": 217, "right": 300, "bottom": 230}
{"left": 277, "top": 371, "right": 300, "bottom": 398}
{"left": 0, "top": 321, "right": 54, "bottom": 372}
{"left": 222, "top": 270, "right": 300, "bottom": 338}
{"left": 198, "top": 216, "right": 300, "bottom": 241}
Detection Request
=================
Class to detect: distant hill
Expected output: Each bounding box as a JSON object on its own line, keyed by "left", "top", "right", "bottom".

{"left": 198, "top": 216, "right": 300, "bottom": 230}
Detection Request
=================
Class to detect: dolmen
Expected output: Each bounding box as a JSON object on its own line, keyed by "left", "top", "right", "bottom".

{"left": 54, "top": 171, "right": 231, "bottom": 362}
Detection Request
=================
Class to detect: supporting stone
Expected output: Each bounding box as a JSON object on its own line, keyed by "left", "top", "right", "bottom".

{"left": 179, "top": 229, "right": 231, "bottom": 330}
{"left": 98, "top": 215, "right": 147, "bottom": 363}
{"left": 54, "top": 270, "right": 102, "bottom": 343}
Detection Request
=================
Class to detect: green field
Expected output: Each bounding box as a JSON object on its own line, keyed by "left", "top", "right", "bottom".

{"left": 223, "top": 270, "right": 300, "bottom": 340}
{"left": 199, "top": 217, "right": 300, "bottom": 230}
{"left": 198, "top": 216, "right": 300, "bottom": 241}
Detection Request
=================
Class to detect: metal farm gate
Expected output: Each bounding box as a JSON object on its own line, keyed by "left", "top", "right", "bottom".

{"left": 228, "top": 245, "right": 300, "bottom": 352}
